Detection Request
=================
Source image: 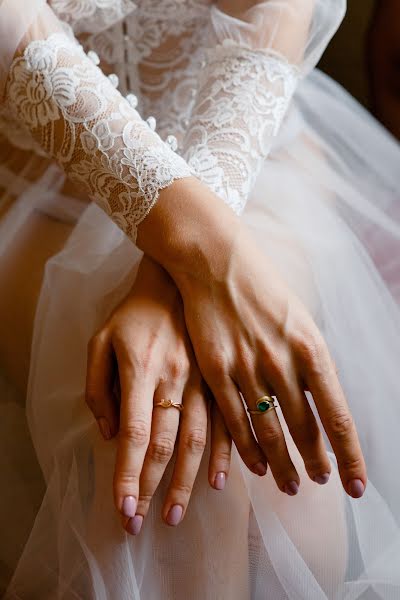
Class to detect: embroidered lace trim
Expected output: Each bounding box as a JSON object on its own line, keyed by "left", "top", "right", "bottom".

{"left": 183, "top": 41, "right": 299, "bottom": 214}
{"left": 4, "top": 33, "right": 192, "bottom": 241}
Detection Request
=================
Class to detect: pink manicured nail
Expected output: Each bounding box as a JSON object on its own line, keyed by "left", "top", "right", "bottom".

{"left": 253, "top": 462, "right": 267, "bottom": 476}
{"left": 284, "top": 481, "right": 299, "bottom": 496}
{"left": 348, "top": 479, "right": 365, "bottom": 498}
{"left": 166, "top": 505, "right": 183, "bottom": 526}
{"left": 127, "top": 515, "right": 143, "bottom": 536}
{"left": 97, "top": 417, "right": 111, "bottom": 440}
{"left": 214, "top": 472, "right": 226, "bottom": 490}
{"left": 122, "top": 496, "right": 136, "bottom": 518}
{"left": 313, "top": 473, "right": 330, "bottom": 485}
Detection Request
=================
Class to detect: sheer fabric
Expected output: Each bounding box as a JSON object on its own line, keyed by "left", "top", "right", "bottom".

{"left": 1, "top": 1, "right": 400, "bottom": 599}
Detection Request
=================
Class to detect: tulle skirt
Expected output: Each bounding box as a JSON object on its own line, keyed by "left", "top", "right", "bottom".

{"left": 2, "top": 70, "right": 400, "bottom": 599}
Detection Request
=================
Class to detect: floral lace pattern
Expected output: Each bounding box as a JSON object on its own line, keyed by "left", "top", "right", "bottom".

{"left": 84, "top": 0, "right": 211, "bottom": 138}
{"left": 49, "top": 0, "right": 137, "bottom": 35}
{"left": 183, "top": 42, "right": 299, "bottom": 214}
{"left": 4, "top": 33, "right": 192, "bottom": 241}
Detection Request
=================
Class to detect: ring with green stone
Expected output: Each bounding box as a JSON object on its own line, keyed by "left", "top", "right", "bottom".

{"left": 247, "top": 395, "right": 278, "bottom": 416}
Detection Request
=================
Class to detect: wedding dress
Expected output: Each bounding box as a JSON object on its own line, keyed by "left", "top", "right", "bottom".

{"left": 0, "top": 1, "right": 400, "bottom": 598}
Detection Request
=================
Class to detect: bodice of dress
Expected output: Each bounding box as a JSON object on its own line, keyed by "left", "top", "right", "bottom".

{"left": 84, "top": 0, "right": 212, "bottom": 140}
{"left": 0, "top": 0, "right": 345, "bottom": 235}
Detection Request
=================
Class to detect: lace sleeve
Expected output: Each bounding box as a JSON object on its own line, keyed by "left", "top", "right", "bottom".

{"left": 181, "top": 0, "right": 344, "bottom": 214}
{"left": 3, "top": 29, "right": 192, "bottom": 242}
{"left": 183, "top": 41, "right": 298, "bottom": 214}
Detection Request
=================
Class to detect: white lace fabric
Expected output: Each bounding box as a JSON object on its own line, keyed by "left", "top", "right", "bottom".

{"left": 3, "top": 32, "right": 192, "bottom": 241}
{"left": 0, "top": 0, "right": 345, "bottom": 237}
{"left": 179, "top": 0, "right": 344, "bottom": 214}
{"left": 183, "top": 42, "right": 298, "bottom": 214}
{"left": 48, "top": 0, "right": 137, "bottom": 35}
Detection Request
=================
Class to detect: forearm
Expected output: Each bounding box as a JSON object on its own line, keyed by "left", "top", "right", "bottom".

{"left": 137, "top": 177, "right": 241, "bottom": 282}
{"left": 1, "top": 4, "right": 193, "bottom": 244}
{"left": 180, "top": 0, "right": 344, "bottom": 215}
{"left": 143, "top": 0, "right": 345, "bottom": 273}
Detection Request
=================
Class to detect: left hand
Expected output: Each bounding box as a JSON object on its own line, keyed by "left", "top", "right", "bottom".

{"left": 85, "top": 256, "right": 232, "bottom": 534}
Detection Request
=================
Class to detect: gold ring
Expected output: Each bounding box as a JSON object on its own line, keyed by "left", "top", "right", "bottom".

{"left": 155, "top": 399, "right": 184, "bottom": 412}
{"left": 247, "top": 395, "right": 277, "bottom": 416}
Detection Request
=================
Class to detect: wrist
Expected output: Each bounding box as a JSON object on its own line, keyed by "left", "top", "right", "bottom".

{"left": 136, "top": 177, "right": 241, "bottom": 287}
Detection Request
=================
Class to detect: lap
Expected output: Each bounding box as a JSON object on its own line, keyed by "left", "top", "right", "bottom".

{"left": 0, "top": 209, "right": 73, "bottom": 392}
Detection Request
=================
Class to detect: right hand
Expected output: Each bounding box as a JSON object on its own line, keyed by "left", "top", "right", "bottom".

{"left": 137, "top": 178, "right": 367, "bottom": 499}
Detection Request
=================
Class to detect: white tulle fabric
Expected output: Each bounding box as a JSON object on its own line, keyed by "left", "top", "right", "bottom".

{"left": 1, "top": 1, "right": 400, "bottom": 599}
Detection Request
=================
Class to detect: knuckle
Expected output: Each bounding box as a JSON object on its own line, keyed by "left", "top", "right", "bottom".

{"left": 204, "top": 352, "right": 229, "bottom": 383}
{"left": 169, "top": 356, "right": 190, "bottom": 380}
{"left": 236, "top": 347, "right": 253, "bottom": 375}
{"left": 227, "top": 413, "right": 248, "bottom": 440}
{"left": 113, "top": 470, "right": 139, "bottom": 490}
{"left": 293, "top": 329, "right": 325, "bottom": 371}
{"left": 120, "top": 420, "right": 150, "bottom": 447}
{"left": 327, "top": 407, "right": 354, "bottom": 440}
{"left": 137, "top": 492, "right": 154, "bottom": 506}
{"left": 182, "top": 429, "right": 207, "bottom": 454}
{"left": 259, "top": 424, "right": 283, "bottom": 448}
{"left": 261, "top": 348, "right": 286, "bottom": 382}
{"left": 170, "top": 481, "right": 192, "bottom": 497}
{"left": 212, "top": 446, "right": 231, "bottom": 464}
{"left": 147, "top": 434, "right": 175, "bottom": 463}
{"left": 290, "top": 420, "right": 320, "bottom": 446}
{"left": 340, "top": 455, "right": 364, "bottom": 472}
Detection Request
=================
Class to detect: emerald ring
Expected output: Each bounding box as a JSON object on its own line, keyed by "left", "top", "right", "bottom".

{"left": 247, "top": 395, "right": 277, "bottom": 416}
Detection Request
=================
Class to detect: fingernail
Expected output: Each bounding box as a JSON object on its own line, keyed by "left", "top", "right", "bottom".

{"left": 348, "top": 478, "right": 365, "bottom": 498}
{"left": 214, "top": 472, "right": 226, "bottom": 491}
{"left": 253, "top": 462, "right": 267, "bottom": 476}
{"left": 284, "top": 481, "right": 299, "bottom": 496}
{"left": 313, "top": 473, "right": 330, "bottom": 485}
{"left": 122, "top": 496, "right": 136, "bottom": 518}
{"left": 126, "top": 514, "right": 143, "bottom": 536}
{"left": 166, "top": 504, "right": 183, "bottom": 526}
{"left": 97, "top": 417, "right": 111, "bottom": 440}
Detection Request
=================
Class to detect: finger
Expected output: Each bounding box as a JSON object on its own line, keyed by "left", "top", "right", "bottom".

{"left": 239, "top": 374, "right": 300, "bottom": 496}
{"left": 297, "top": 337, "right": 367, "bottom": 498}
{"left": 85, "top": 331, "right": 119, "bottom": 440}
{"left": 128, "top": 383, "right": 182, "bottom": 535}
{"left": 209, "top": 376, "right": 268, "bottom": 477}
{"left": 162, "top": 381, "right": 208, "bottom": 526}
{"left": 113, "top": 366, "right": 154, "bottom": 521}
{"left": 270, "top": 365, "right": 332, "bottom": 486}
{"left": 209, "top": 401, "right": 232, "bottom": 490}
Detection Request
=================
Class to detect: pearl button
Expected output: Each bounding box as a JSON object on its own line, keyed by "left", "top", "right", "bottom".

{"left": 108, "top": 73, "right": 119, "bottom": 88}
{"left": 146, "top": 116, "right": 157, "bottom": 131}
{"left": 126, "top": 93, "right": 138, "bottom": 109}
{"left": 87, "top": 51, "right": 100, "bottom": 65}
{"left": 166, "top": 135, "right": 178, "bottom": 151}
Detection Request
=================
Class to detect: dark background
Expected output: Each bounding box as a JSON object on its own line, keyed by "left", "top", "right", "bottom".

{"left": 319, "top": 0, "right": 375, "bottom": 108}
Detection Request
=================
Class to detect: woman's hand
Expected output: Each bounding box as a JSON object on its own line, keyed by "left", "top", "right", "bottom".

{"left": 85, "top": 256, "right": 231, "bottom": 534}
{"left": 137, "top": 178, "right": 367, "bottom": 499}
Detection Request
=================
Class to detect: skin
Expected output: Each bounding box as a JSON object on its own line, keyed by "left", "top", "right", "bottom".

{"left": 0, "top": 0, "right": 366, "bottom": 536}
{"left": 86, "top": 256, "right": 233, "bottom": 533}
{"left": 87, "top": 175, "right": 367, "bottom": 535}
{"left": 137, "top": 178, "right": 367, "bottom": 498}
